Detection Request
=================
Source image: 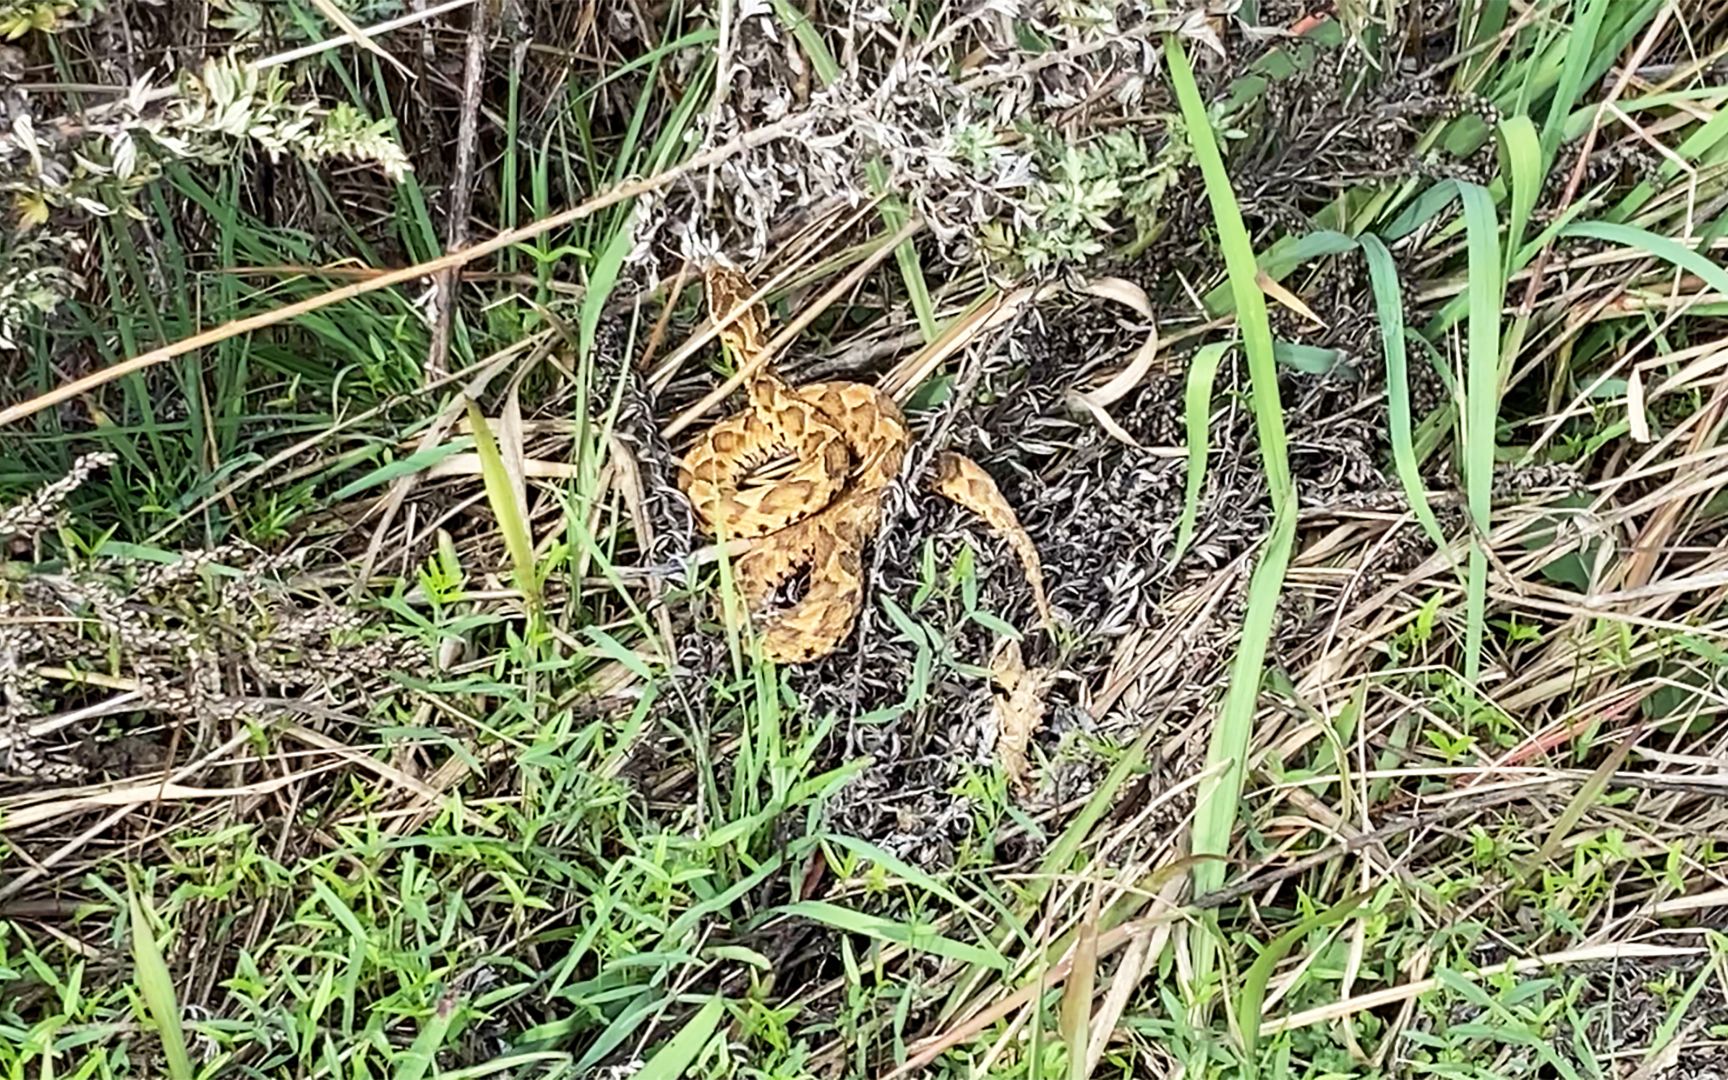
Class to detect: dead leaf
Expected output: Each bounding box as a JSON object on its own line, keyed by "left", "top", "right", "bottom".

{"left": 1175, "top": 6, "right": 1228, "bottom": 60}
{"left": 1075, "top": 319, "right": 1161, "bottom": 409}
{"left": 1258, "top": 270, "right": 1325, "bottom": 327}
{"left": 1082, "top": 276, "right": 1153, "bottom": 319}
{"left": 990, "top": 637, "right": 1053, "bottom": 795}
{"left": 1059, "top": 888, "right": 1102, "bottom": 1078}
{"left": 306, "top": 0, "right": 414, "bottom": 78}
{"left": 1064, "top": 390, "right": 1143, "bottom": 448}
{"left": 1069, "top": 278, "right": 1163, "bottom": 445}
{"left": 1628, "top": 368, "right": 1650, "bottom": 443}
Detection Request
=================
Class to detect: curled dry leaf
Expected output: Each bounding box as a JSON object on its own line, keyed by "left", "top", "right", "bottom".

{"left": 1067, "top": 277, "right": 1162, "bottom": 446}
{"left": 1081, "top": 276, "right": 1153, "bottom": 319}
{"left": 1067, "top": 391, "right": 1145, "bottom": 447}
{"left": 1079, "top": 328, "right": 1162, "bottom": 407}
{"left": 989, "top": 637, "right": 1054, "bottom": 795}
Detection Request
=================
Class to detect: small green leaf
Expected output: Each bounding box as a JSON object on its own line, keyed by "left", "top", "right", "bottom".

{"left": 777, "top": 900, "right": 1007, "bottom": 970}
{"left": 464, "top": 401, "right": 539, "bottom": 608}
{"left": 635, "top": 996, "right": 728, "bottom": 1080}
{"left": 1172, "top": 341, "right": 1229, "bottom": 567}
{"left": 129, "top": 890, "right": 195, "bottom": 1080}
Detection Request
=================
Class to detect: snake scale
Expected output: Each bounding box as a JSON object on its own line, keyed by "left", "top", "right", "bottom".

{"left": 677, "top": 262, "right": 1052, "bottom": 664}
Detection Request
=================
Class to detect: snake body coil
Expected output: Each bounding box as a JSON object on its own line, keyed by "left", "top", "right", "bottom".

{"left": 678, "top": 263, "right": 1049, "bottom": 664}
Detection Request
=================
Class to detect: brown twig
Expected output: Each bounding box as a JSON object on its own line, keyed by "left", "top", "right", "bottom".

{"left": 427, "top": 0, "right": 494, "bottom": 379}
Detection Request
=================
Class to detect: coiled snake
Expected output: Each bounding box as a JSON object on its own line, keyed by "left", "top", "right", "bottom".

{"left": 677, "top": 262, "right": 1052, "bottom": 664}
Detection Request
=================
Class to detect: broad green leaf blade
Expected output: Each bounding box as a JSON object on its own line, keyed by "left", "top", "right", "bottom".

{"left": 1166, "top": 37, "right": 1296, "bottom": 914}
{"left": 822, "top": 834, "right": 974, "bottom": 911}
{"left": 1172, "top": 342, "right": 1229, "bottom": 567}
{"left": 1382, "top": 179, "right": 1461, "bottom": 242}
{"left": 1358, "top": 235, "right": 1451, "bottom": 559}
{"left": 1539, "top": 0, "right": 1611, "bottom": 163}
{"left": 579, "top": 206, "right": 635, "bottom": 360}
{"left": 129, "top": 890, "right": 195, "bottom": 1080}
{"left": 1561, "top": 221, "right": 1728, "bottom": 296}
{"left": 1457, "top": 182, "right": 1505, "bottom": 686}
{"left": 636, "top": 996, "right": 728, "bottom": 1080}
{"left": 1497, "top": 115, "right": 1542, "bottom": 266}
{"left": 1205, "top": 229, "right": 1359, "bottom": 314}
{"left": 567, "top": 992, "right": 661, "bottom": 1073}
{"left": 464, "top": 400, "right": 540, "bottom": 607}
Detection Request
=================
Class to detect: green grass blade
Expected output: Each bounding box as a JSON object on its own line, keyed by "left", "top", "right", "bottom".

{"left": 1461, "top": 0, "right": 1511, "bottom": 78}
{"left": 1236, "top": 890, "right": 1372, "bottom": 1072}
{"left": 1539, "top": 0, "right": 1611, "bottom": 162}
{"left": 869, "top": 160, "right": 938, "bottom": 341}
{"left": 822, "top": 834, "right": 974, "bottom": 911}
{"left": 1383, "top": 181, "right": 1463, "bottom": 242}
{"left": 580, "top": 217, "right": 635, "bottom": 360}
{"left": 1498, "top": 115, "right": 1542, "bottom": 265}
{"left": 1172, "top": 342, "right": 1229, "bottom": 567}
{"left": 636, "top": 996, "right": 728, "bottom": 1080}
{"left": 1166, "top": 37, "right": 1296, "bottom": 910}
{"left": 1260, "top": 230, "right": 1360, "bottom": 277}
{"left": 1607, "top": 105, "right": 1728, "bottom": 222}
{"left": 329, "top": 439, "right": 473, "bottom": 502}
{"left": 396, "top": 992, "right": 458, "bottom": 1080}
{"left": 464, "top": 400, "right": 540, "bottom": 608}
{"left": 939, "top": 730, "right": 1152, "bottom": 1025}
{"left": 1561, "top": 221, "right": 1728, "bottom": 294}
{"left": 777, "top": 900, "right": 1006, "bottom": 970}
{"left": 1204, "top": 230, "right": 1358, "bottom": 316}
{"left": 1358, "top": 235, "right": 1451, "bottom": 558}
{"left": 1457, "top": 182, "right": 1505, "bottom": 686}
{"left": 129, "top": 890, "right": 195, "bottom": 1080}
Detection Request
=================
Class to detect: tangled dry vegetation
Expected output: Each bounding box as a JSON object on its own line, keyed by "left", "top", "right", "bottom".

{"left": 2, "top": 0, "right": 1728, "bottom": 1076}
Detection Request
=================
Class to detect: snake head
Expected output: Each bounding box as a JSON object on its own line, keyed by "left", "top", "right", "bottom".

{"left": 704, "top": 263, "right": 769, "bottom": 361}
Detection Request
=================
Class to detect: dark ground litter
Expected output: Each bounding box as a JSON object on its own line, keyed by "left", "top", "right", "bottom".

{"left": 3, "top": 4, "right": 1613, "bottom": 877}
{"left": 1429, "top": 955, "right": 1728, "bottom": 1075}
{"left": 605, "top": 18, "right": 1628, "bottom": 867}
{"left": 615, "top": 252, "right": 1453, "bottom": 869}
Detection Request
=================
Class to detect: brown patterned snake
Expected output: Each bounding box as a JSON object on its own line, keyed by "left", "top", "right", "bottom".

{"left": 677, "top": 261, "right": 1053, "bottom": 664}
